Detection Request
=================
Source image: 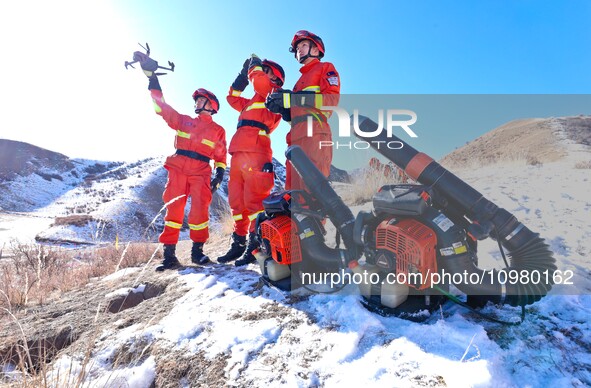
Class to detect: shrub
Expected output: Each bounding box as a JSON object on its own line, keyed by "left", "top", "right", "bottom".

{"left": 342, "top": 166, "right": 406, "bottom": 206}
{"left": 574, "top": 160, "right": 591, "bottom": 169}
{"left": 0, "top": 240, "right": 156, "bottom": 314}
{"left": 53, "top": 215, "right": 94, "bottom": 227}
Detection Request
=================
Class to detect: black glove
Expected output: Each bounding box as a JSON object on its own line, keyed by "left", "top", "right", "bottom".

{"left": 231, "top": 58, "right": 252, "bottom": 91}
{"left": 210, "top": 167, "right": 225, "bottom": 193}
{"left": 231, "top": 73, "right": 248, "bottom": 92}
{"left": 265, "top": 89, "right": 292, "bottom": 113}
{"left": 249, "top": 55, "right": 262, "bottom": 70}
{"left": 240, "top": 58, "right": 251, "bottom": 77}
{"left": 280, "top": 108, "right": 292, "bottom": 123}
{"left": 148, "top": 75, "right": 161, "bottom": 91}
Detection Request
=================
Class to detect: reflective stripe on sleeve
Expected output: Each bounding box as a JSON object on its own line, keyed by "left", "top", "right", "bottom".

{"left": 201, "top": 139, "right": 215, "bottom": 148}
{"left": 245, "top": 102, "right": 266, "bottom": 111}
{"left": 152, "top": 100, "right": 162, "bottom": 113}
{"left": 214, "top": 162, "right": 226, "bottom": 169}
{"left": 258, "top": 130, "right": 270, "bottom": 138}
{"left": 233, "top": 214, "right": 243, "bottom": 221}
{"left": 177, "top": 130, "right": 191, "bottom": 139}
{"left": 302, "top": 85, "right": 321, "bottom": 92}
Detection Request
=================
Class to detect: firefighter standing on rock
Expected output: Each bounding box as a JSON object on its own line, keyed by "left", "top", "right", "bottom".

{"left": 136, "top": 52, "right": 227, "bottom": 271}
{"left": 217, "top": 56, "right": 285, "bottom": 266}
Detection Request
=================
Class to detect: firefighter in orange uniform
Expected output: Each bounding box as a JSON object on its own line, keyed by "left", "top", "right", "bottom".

{"left": 265, "top": 30, "right": 340, "bottom": 190}
{"left": 136, "top": 52, "right": 227, "bottom": 271}
{"left": 218, "top": 56, "right": 285, "bottom": 266}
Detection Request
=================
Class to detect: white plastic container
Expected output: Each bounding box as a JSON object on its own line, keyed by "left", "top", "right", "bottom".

{"left": 380, "top": 281, "right": 409, "bottom": 308}
{"left": 265, "top": 259, "right": 291, "bottom": 281}
{"left": 256, "top": 252, "right": 291, "bottom": 281}
{"left": 255, "top": 251, "right": 268, "bottom": 274}
{"left": 351, "top": 263, "right": 382, "bottom": 297}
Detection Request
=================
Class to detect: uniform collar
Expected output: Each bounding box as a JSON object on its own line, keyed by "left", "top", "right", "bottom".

{"left": 300, "top": 58, "right": 321, "bottom": 74}
{"left": 198, "top": 114, "right": 213, "bottom": 122}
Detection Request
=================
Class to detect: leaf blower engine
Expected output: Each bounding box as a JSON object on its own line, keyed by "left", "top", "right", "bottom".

{"left": 253, "top": 117, "right": 556, "bottom": 317}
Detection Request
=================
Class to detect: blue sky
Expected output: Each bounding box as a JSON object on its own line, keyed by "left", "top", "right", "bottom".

{"left": 1, "top": 0, "right": 590, "bottom": 163}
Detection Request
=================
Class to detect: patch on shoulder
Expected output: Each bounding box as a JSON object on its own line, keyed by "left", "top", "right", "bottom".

{"left": 327, "top": 76, "right": 339, "bottom": 86}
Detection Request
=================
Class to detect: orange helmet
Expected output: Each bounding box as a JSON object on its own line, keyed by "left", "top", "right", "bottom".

{"left": 289, "top": 30, "right": 325, "bottom": 59}
{"left": 262, "top": 59, "right": 285, "bottom": 86}
{"left": 192, "top": 88, "right": 219, "bottom": 114}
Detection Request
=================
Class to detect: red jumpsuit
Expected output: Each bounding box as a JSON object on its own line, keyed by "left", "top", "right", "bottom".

{"left": 151, "top": 89, "right": 227, "bottom": 244}
{"left": 226, "top": 66, "right": 281, "bottom": 235}
{"left": 286, "top": 58, "right": 340, "bottom": 190}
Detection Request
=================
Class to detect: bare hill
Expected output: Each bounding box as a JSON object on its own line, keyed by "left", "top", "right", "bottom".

{"left": 0, "top": 139, "right": 76, "bottom": 182}
{"left": 440, "top": 116, "right": 591, "bottom": 167}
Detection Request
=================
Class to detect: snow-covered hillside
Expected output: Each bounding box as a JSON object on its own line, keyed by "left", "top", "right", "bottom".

{"left": 0, "top": 139, "right": 287, "bottom": 246}
{"left": 0, "top": 151, "right": 169, "bottom": 245}
{"left": 3, "top": 128, "right": 589, "bottom": 387}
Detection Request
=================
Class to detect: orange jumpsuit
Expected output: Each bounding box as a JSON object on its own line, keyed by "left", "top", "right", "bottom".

{"left": 226, "top": 66, "right": 281, "bottom": 235}
{"left": 151, "top": 89, "right": 227, "bottom": 244}
{"left": 286, "top": 58, "right": 340, "bottom": 190}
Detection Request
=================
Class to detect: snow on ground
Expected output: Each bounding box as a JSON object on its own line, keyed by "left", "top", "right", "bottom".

{"left": 0, "top": 212, "right": 54, "bottom": 248}
{"left": 43, "top": 141, "right": 591, "bottom": 387}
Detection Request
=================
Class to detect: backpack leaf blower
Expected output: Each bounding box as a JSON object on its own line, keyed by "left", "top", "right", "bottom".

{"left": 252, "top": 116, "right": 556, "bottom": 320}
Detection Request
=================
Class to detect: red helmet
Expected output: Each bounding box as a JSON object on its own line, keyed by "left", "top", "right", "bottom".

{"left": 262, "top": 59, "right": 285, "bottom": 86}
{"left": 289, "top": 30, "right": 325, "bottom": 59}
{"left": 192, "top": 88, "right": 219, "bottom": 114}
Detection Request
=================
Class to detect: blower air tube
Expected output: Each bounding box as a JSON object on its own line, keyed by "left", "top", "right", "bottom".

{"left": 285, "top": 145, "right": 359, "bottom": 264}
{"left": 354, "top": 115, "right": 557, "bottom": 306}
{"left": 294, "top": 215, "right": 347, "bottom": 272}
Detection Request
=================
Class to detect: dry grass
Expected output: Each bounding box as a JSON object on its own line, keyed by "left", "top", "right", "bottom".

{"left": 0, "top": 239, "right": 162, "bottom": 387}
{"left": 152, "top": 348, "right": 229, "bottom": 388}
{"left": 574, "top": 160, "right": 591, "bottom": 169}
{"left": 341, "top": 167, "right": 406, "bottom": 206}
{"left": 52, "top": 215, "right": 95, "bottom": 227}
{"left": 210, "top": 200, "right": 236, "bottom": 239}
{"left": 441, "top": 150, "right": 544, "bottom": 171}
{"left": 0, "top": 240, "right": 157, "bottom": 314}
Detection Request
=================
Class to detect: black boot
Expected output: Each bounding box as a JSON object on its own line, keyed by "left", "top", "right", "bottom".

{"left": 217, "top": 233, "right": 247, "bottom": 263}
{"left": 191, "top": 242, "right": 211, "bottom": 265}
{"left": 156, "top": 244, "right": 181, "bottom": 272}
{"left": 235, "top": 233, "right": 259, "bottom": 266}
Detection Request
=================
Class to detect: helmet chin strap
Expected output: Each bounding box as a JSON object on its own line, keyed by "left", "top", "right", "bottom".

{"left": 195, "top": 108, "right": 215, "bottom": 114}
{"left": 194, "top": 99, "right": 215, "bottom": 114}
{"left": 296, "top": 45, "right": 320, "bottom": 64}
{"left": 271, "top": 77, "right": 283, "bottom": 87}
